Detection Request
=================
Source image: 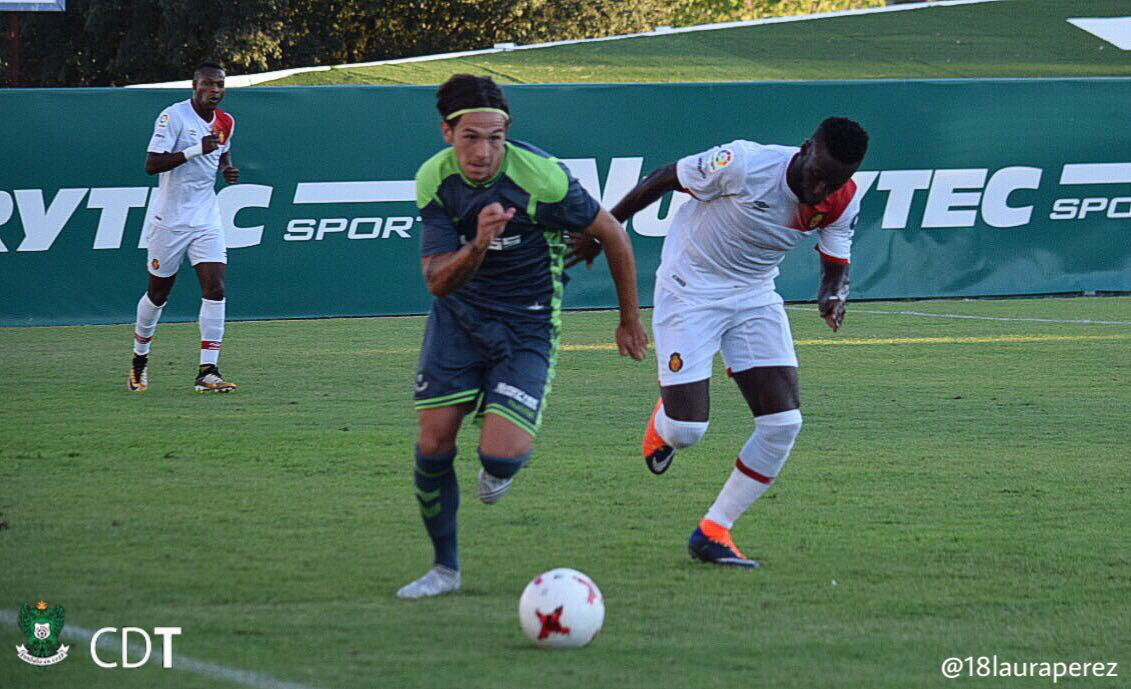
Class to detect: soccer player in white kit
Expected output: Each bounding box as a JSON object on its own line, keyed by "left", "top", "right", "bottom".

{"left": 129, "top": 63, "right": 241, "bottom": 393}
{"left": 570, "top": 117, "right": 868, "bottom": 568}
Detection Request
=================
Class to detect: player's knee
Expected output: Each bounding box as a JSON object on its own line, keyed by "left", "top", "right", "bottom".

{"left": 417, "top": 431, "right": 457, "bottom": 458}
{"left": 479, "top": 450, "right": 531, "bottom": 479}
{"left": 657, "top": 413, "right": 709, "bottom": 449}
{"left": 743, "top": 409, "right": 802, "bottom": 477}
{"left": 202, "top": 286, "right": 225, "bottom": 301}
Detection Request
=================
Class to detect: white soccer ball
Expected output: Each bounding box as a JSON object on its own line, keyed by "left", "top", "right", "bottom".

{"left": 518, "top": 568, "right": 605, "bottom": 648}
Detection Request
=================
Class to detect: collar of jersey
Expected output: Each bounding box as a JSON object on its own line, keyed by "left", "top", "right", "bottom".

{"left": 456, "top": 144, "right": 509, "bottom": 188}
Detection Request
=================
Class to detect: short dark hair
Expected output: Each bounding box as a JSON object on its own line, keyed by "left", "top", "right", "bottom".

{"left": 814, "top": 117, "right": 868, "bottom": 165}
{"left": 195, "top": 62, "right": 226, "bottom": 78}
{"left": 436, "top": 74, "right": 510, "bottom": 124}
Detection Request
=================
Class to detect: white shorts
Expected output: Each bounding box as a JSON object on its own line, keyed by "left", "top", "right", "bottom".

{"left": 652, "top": 283, "right": 798, "bottom": 386}
{"left": 146, "top": 224, "right": 226, "bottom": 278}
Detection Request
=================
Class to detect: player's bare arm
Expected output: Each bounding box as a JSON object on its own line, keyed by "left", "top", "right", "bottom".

{"left": 421, "top": 202, "right": 514, "bottom": 297}
{"left": 219, "top": 151, "right": 239, "bottom": 184}
{"left": 565, "top": 163, "right": 681, "bottom": 268}
{"left": 582, "top": 208, "right": 648, "bottom": 361}
{"left": 144, "top": 134, "right": 220, "bottom": 175}
{"left": 817, "top": 259, "right": 850, "bottom": 332}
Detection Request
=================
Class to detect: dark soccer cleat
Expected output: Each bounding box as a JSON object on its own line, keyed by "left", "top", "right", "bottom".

{"left": 643, "top": 398, "right": 676, "bottom": 475}
{"left": 688, "top": 520, "right": 760, "bottom": 569}
{"left": 194, "top": 364, "right": 237, "bottom": 393}
{"left": 128, "top": 354, "right": 149, "bottom": 392}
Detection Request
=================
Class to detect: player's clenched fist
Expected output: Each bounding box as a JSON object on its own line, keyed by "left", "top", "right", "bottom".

{"left": 201, "top": 134, "right": 221, "bottom": 155}
{"left": 221, "top": 165, "right": 240, "bottom": 184}
{"left": 475, "top": 203, "right": 515, "bottom": 248}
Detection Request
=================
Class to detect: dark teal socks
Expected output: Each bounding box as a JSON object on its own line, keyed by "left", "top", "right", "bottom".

{"left": 414, "top": 445, "right": 460, "bottom": 570}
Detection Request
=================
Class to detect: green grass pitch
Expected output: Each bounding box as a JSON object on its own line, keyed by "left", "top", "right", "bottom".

{"left": 2, "top": 296, "right": 1129, "bottom": 688}
{"left": 264, "top": 0, "right": 1131, "bottom": 86}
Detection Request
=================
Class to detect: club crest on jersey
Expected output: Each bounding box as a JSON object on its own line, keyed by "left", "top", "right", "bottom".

{"left": 668, "top": 353, "right": 683, "bottom": 372}
{"left": 808, "top": 212, "right": 826, "bottom": 229}
{"left": 213, "top": 127, "right": 226, "bottom": 144}
{"left": 151, "top": 258, "right": 160, "bottom": 270}
{"left": 706, "top": 149, "right": 733, "bottom": 172}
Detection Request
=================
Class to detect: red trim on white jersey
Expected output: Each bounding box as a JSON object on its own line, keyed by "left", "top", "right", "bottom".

{"left": 817, "top": 246, "right": 850, "bottom": 264}
{"left": 212, "top": 109, "right": 235, "bottom": 146}
{"left": 794, "top": 178, "right": 858, "bottom": 232}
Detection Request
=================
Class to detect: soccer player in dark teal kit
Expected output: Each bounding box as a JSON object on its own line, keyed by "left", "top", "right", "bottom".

{"left": 397, "top": 75, "right": 649, "bottom": 598}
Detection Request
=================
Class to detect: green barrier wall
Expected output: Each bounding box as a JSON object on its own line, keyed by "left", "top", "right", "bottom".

{"left": 1, "top": 79, "right": 1128, "bottom": 326}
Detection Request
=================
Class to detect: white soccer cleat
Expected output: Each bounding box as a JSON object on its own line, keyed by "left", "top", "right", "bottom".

{"left": 478, "top": 468, "right": 514, "bottom": 504}
{"left": 396, "top": 565, "right": 461, "bottom": 599}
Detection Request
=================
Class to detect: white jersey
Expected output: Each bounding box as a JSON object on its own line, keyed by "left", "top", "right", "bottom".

{"left": 660, "top": 140, "right": 860, "bottom": 300}
{"left": 146, "top": 99, "right": 235, "bottom": 231}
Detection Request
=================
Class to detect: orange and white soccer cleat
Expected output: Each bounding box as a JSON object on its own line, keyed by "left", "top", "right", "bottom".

{"left": 643, "top": 397, "right": 676, "bottom": 475}
{"left": 194, "top": 364, "right": 237, "bottom": 393}
{"left": 128, "top": 354, "right": 149, "bottom": 392}
{"left": 688, "top": 518, "right": 760, "bottom": 569}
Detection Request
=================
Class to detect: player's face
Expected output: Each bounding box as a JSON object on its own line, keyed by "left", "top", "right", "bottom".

{"left": 192, "top": 69, "right": 226, "bottom": 111}
{"left": 794, "top": 139, "right": 858, "bottom": 205}
{"left": 442, "top": 112, "right": 509, "bottom": 182}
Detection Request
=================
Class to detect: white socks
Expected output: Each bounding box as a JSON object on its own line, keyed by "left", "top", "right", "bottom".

{"left": 133, "top": 293, "right": 164, "bottom": 356}
{"left": 654, "top": 405, "right": 709, "bottom": 449}
{"left": 199, "top": 298, "right": 226, "bottom": 366}
{"left": 705, "top": 409, "right": 803, "bottom": 529}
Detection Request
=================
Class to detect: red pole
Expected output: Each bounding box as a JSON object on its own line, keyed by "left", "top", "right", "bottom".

{"left": 7, "top": 13, "right": 19, "bottom": 87}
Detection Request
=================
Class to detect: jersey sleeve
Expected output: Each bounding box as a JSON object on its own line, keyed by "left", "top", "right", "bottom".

{"left": 533, "top": 164, "right": 600, "bottom": 233}
{"left": 221, "top": 113, "right": 235, "bottom": 154}
{"left": 816, "top": 193, "right": 860, "bottom": 264}
{"left": 146, "top": 107, "right": 180, "bottom": 154}
{"left": 416, "top": 162, "right": 460, "bottom": 257}
{"left": 675, "top": 141, "right": 747, "bottom": 202}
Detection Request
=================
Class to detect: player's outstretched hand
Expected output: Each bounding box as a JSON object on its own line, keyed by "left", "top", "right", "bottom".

{"left": 222, "top": 165, "right": 240, "bottom": 184}
{"left": 819, "top": 297, "right": 846, "bottom": 332}
{"left": 616, "top": 317, "right": 649, "bottom": 361}
{"left": 476, "top": 203, "right": 515, "bottom": 248}
{"left": 201, "top": 134, "right": 221, "bottom": 155}
{"left": 565, "top": 231, "right": 603, "bottom": 269}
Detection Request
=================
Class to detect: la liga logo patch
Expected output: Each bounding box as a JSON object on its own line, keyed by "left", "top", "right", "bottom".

{"left": 706, "top": 149, "right": 733, "bottom": 172}
{"left": 15, "top": 600, "right": 69, "bottom": 667}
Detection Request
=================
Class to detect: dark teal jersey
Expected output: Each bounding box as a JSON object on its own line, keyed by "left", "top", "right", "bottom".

{"left": 415, "top": 140, "right": 600, "bottom": 322}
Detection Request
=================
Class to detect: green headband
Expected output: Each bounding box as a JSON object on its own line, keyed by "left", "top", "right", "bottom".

{"left": 445, "top": 107, "right": 510, "bottom": 121}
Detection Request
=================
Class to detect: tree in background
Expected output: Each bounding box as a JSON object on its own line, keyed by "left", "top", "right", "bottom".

{"left": 6, "top": 0, "right": 882, "bottom": 86}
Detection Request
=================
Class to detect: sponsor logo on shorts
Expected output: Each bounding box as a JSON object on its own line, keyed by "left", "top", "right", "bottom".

{"left": 494, "top": 382, "right": 538, "bottom": 411}
{"left": 668, "top": 353, "right": 683, "bottom": 372}
{"left": 414, "top": 373, "right": 428, "bottom": 393}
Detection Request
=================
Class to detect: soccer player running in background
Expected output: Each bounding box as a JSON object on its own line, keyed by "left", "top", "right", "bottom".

{"left": 398, "top": 74, "right": 649, "bottom": 599}
{"left": 128, "top": 63, "right": 240, "bottom": 393}
{"left": 570, "top": 117, "right": 867, "bottom": 568}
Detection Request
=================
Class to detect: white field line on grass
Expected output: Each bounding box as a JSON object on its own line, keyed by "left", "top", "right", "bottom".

{"left": 784, "top": 306, "right": 1131, "bottom": 326}
{"left": 128, "top": 0, "right": 1000, "bottom": 87}
{"left": 0, "top": 609, "right": 328, "bottom": 689}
